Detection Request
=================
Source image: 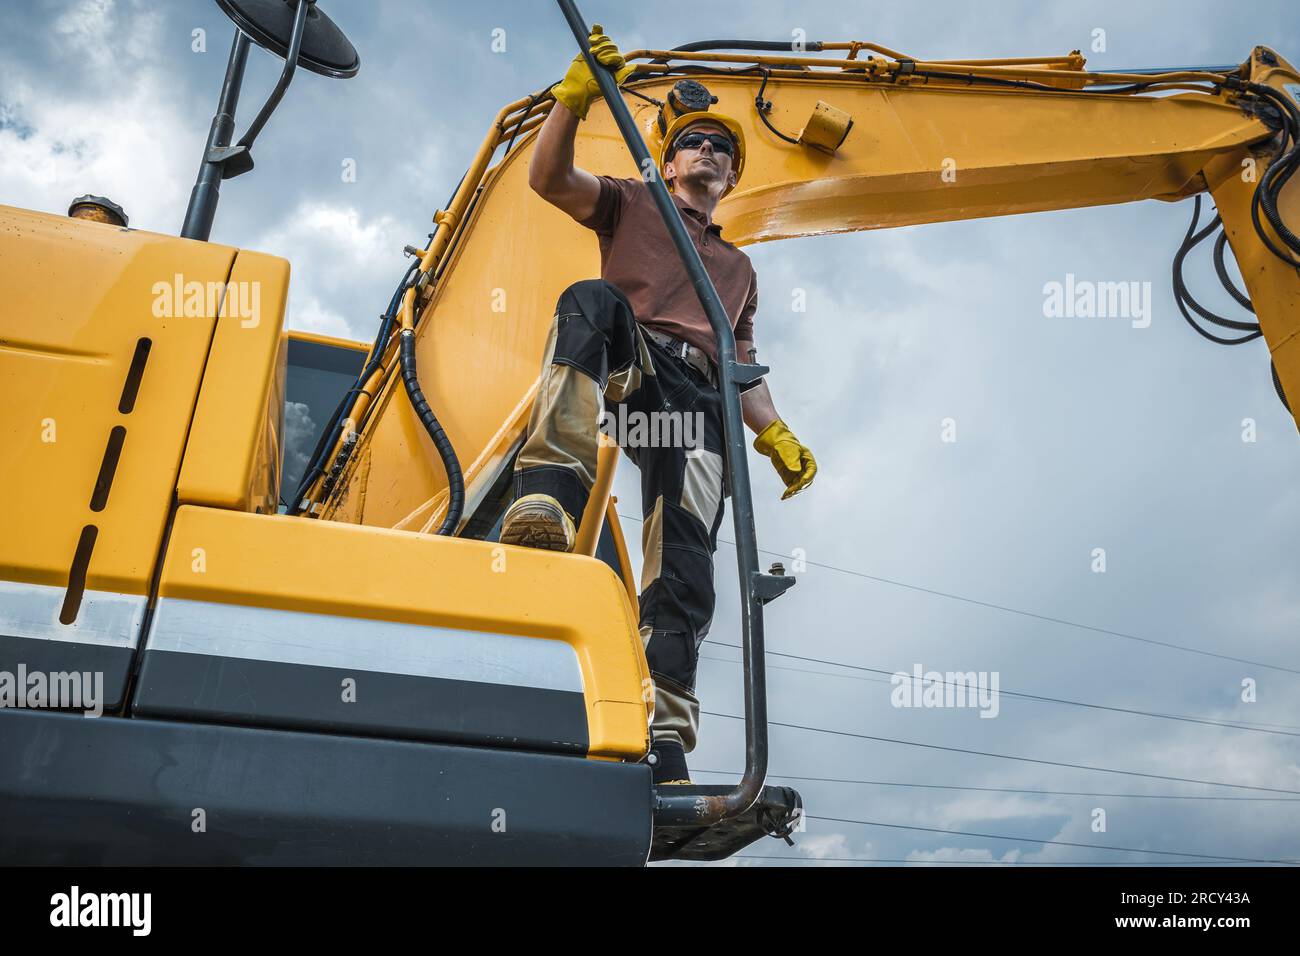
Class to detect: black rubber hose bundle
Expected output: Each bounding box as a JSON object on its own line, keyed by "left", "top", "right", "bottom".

{"left": 1170, "top": 79, "right": 1300, "bottom": 412}
{"left": 399, "top": 329, "right": 464, "bottom": 535}
{"left": 653, "top": 39, "right": 824, "bottom": 64}
{"left": 1173, "top": 194, "right": 1291, "bottom": 410}
{"left": 1172, "top": 196, "right": 1262, "bottom": 345}
{"left": 287, "top": 262, "right": 418, "bottom": 514}
{"left": 1242, "top": 82, "right": 1300, "bottom": 265}
{"left": 287, "top": 173, "right": 470, "bottom": 517}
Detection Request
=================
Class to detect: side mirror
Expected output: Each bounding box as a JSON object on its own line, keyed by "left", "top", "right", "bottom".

{"left": 181, "top": 0, "right": 359, "bottom": 241}
{"left": 217, "top": 0, "right": 359, "bottom": 79}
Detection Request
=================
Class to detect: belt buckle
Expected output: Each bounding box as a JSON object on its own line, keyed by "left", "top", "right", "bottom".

{"left": 653, "top": 331, "right": 686, "bottom": 361}
{"left": 650, "top": 330, "right": 699, "bottom": 373}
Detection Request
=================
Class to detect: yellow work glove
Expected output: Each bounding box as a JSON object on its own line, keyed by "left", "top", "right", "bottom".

{"left": 551, "top": 24, "right": 634, "bottom": 120}
{"left": 753, "top": 420, "right": 817, "bottom": 500}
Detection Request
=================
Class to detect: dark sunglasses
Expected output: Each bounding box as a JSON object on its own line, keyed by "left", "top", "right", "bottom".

{"left": 671, "top": 131, "right": 735, "bottom": 157}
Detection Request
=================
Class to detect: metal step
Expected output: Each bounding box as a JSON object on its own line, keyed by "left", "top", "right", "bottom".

{"left": 650, "top": 784, "right": 803, "bottom": 862}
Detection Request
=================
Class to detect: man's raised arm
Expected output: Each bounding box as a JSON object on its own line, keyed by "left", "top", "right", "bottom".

{"left": 528, "top": 102, "right": 601, "bottom": 222}
{"left": 528, "top": 25, "right": 631, "bottom": 222}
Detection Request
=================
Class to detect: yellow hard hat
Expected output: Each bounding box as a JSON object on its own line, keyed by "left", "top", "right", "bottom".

{"left": 658, "top": 110, "right": 746, "bottom": 194}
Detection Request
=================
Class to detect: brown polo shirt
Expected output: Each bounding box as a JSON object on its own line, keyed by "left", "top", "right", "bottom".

{"left": 577, "top": 176, "right": 757, "bottom": 364}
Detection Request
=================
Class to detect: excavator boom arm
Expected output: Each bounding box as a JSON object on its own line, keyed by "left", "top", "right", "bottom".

{"left": 323, "top": 43, "right": 1299, "bottom": 535}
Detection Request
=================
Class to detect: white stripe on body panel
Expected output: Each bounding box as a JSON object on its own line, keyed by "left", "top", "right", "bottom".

{"left": 145, "top": 597, "right": 584, "bottom": 693}
{"left": 0, "top": 581, "right": 145, "bottom": 649}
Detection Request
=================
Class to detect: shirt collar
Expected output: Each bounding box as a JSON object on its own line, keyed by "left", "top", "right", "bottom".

{"left": 672, "top": 190, "right": 725, "bottom": 236}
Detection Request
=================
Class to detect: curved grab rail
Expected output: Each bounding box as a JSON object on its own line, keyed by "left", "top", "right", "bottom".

{"left": 555, "top": 0, "right": 796, "bottom": 827}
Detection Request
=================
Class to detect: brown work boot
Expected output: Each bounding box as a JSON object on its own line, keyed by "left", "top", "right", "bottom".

{"left": 499, "top": 493, "right": 577, "bottom": 553}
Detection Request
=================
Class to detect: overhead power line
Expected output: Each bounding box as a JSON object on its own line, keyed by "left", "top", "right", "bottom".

{"left": 700, "top": 650, "right": 1300, "bottom": 734}
{"left": 703, "top": 710, "right": 1300, "bottom": 795}
{"left": 803, "top": 813, "right": 1298, "bottom": 865}
{"left": 701, "top": 643, "right": 1300, "bottom": 737}
{"left": 690, "top": 768, "right": 1300, "bottom": 802}
{"left": 616, "top": 511, "right": 1300, "bottom": 676}
{"left": 727, "top": 854, "right": 1289, "bottom": 866}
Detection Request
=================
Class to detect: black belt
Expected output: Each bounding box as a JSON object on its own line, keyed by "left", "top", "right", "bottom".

{"left": 644, "top": 328, "right": 717, "bottom": 388}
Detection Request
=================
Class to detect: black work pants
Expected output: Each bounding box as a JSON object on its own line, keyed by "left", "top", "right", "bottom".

{"left": 513, "top": 279, "right": 727, "bottom": 752}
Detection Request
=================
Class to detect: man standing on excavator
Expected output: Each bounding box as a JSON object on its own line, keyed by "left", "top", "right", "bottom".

{"left": 500, "top": 26, "right": 817, "bottom": 785}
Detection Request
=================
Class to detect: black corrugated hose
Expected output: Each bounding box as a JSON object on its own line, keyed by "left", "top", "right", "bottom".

{"left": 287, "top": 264, "right": 415, "bottom": 515}
{"left": 1239, "top": 81, "right": 1300, "bottom": 266}
{"left": 289, "top": 173, "right": 469, "bottom": 518}
{"left": 399, "top": 328, "right": 464, "bottom": 535}
{"left": 1173, "top": 194, "right": 1291, "bottom": 411}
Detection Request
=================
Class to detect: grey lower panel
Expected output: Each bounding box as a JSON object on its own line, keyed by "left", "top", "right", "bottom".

{"left": 0, "top": 636, "right": 134, "bottom": 712}
{"left": 0, "top": 708, "right": 652, "bottom": 866}
{"left": 133, "top": 650, "right": 589, "bottom": 754}
{"left": 0, "top": 582, "right": 145, "bottom": 712}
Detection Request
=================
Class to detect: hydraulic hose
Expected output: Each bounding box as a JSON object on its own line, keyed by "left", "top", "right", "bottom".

{"left": 399, "top": 327, "right": 464, "bottom": 535}
{"left": 652, "top": 39, "right": 824, "bottom": 66}
{"left": 1239, "top": 81, "right": 1300, "bottom": 265}
{"left": 1273, "top": 362, "right": 1292, "bottom": 413}
{"left": 668, "top": 39, "right": 825, "bottom": 54}
{"left": 1172, "top": 194, "right": 1293, "bottom": 411}
{"left": 289, "top": 171, "right": 468, "bottom": 517}
{"left": 754, "top": 69, "right": 801, "bottom": 144}
{"left": 287, "top": 263, "right": 415, "bottom": 514}
{"left": 1172, "top": 197, "right": 1262, "bottom": 344}
{"left": 1213, "top": 230, "right": 1255, "bottom": 312}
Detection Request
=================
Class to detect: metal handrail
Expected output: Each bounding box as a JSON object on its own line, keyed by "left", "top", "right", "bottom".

{"left": 556, "top": 0, "right": 795, "bottom": 827}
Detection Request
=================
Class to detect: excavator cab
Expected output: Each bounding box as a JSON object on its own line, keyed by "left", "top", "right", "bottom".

{"left": 282, "top": 332, "right": 367, "bottom": 511}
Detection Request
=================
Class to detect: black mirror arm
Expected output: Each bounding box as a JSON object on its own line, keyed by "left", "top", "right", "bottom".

{"left": 227, "top": 0, "right": 310, "bottom": 160}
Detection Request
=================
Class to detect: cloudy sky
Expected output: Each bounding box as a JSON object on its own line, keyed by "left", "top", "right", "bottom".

{"left": 3, "top": 0, "right": 1298, "bottom": 867}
